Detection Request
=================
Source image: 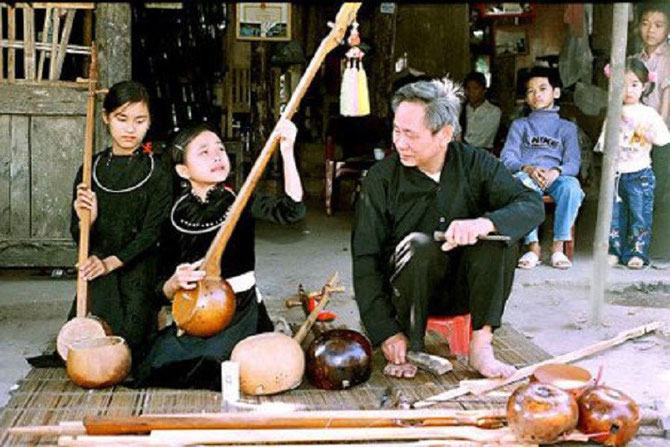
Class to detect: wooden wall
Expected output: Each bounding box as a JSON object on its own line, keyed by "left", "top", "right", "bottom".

{"left": 0, "top": 3, "right": 130, "bottom": 267}
{"left": 0, "top": 85, "right": 87, "bottom": 267}
{"left": 394, "top": 4, "right": 470, "bottom": 81}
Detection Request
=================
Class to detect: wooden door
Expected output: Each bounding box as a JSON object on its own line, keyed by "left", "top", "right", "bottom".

{"left": 0, "top": 84, "right": 87, "bottom": 267}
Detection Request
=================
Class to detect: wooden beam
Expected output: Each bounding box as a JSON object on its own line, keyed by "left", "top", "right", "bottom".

{"left": 51, "top": 8, "right": 75, "bottom": 80}
{"left": 48, "top": 7, "right": 61, "bottom": 80}
{"left": 0, "top": 39, "right": 91, "bottom": 55}
{"left": 7, "top": 5, "right": 15, "bottom": 82}
{"left": 0, "top": 84, "right": 87, "bottom": 115}
{"left": 22, "top": 3, "right": 35, "bottom": 80}
{"left": 0, "top": 5, "right": 4, "bottom": 82}
{"left": 36, "top": 6, "right": 51, "bottom": 81}
{"left": 0, "top": 3, "right": 94, "bottom": 9}
{"left": 0, "top": 238, "right": 76, "bottom": 267}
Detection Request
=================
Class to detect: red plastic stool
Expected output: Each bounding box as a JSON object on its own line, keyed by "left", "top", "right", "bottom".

{"left": 426, "top": 314, "right": 472, "bottom": 359}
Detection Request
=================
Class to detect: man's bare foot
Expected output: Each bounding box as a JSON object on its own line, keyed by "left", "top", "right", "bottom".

{"left": 469, "top": 327, "right": 516, "bottom": 379}
{"left": 383, "top": 362, "right": 418, "bottom": 378}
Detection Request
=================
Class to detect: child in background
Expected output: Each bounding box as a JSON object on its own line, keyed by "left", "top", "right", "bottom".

{"left": 135, "top": 119, "right": 305, "bottom": 390}
{"left": 501, "top": 67, "right": 584, "bottom": 269}
{"left": 461, "top": 71, "right": 501, "bottom": 152}
{"left": 595, "top": 58, "right": 670, "bottom": 269}
{"left": 635, "top": 4, "right": 670, "bottom": 264}
{"left": 636, "top": 4, "right": 670, "bottom": 125}
{"left": 70, "top": 81, "right": 173, "bottom": 364}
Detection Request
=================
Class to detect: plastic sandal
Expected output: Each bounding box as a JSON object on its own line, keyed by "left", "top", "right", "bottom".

{"left": 518, "top": 251, "right": 540, "bottom": 269}
{"left": 551, "top": 251, "right": 572, "bottom": 269}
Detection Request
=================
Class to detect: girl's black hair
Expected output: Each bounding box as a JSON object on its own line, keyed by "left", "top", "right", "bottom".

{"left": 625, "top": 57, "right": 656, "bottom": 98}
{"left": 169, "top": 121, "right": 219, "bottom": 164}
{"left": 103, "top": 80, "right": 151, "bottom": 114}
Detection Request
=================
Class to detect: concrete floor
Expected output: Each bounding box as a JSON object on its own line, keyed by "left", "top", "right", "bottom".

{"left": 1, "top": 196, "right": 669, "bottom": 442}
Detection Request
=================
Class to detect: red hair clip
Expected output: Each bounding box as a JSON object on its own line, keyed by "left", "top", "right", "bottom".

{"left": 142, "top": 142, "right": 153, "bottom": 154}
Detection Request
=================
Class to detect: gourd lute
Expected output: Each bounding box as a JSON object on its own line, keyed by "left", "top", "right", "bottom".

{"left": 172, "top": 3, "right": 363, "bottom": 337}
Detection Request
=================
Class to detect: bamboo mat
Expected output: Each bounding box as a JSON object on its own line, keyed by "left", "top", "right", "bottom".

{"left": 1, "top": 324, "right": 550, "bottom": 446}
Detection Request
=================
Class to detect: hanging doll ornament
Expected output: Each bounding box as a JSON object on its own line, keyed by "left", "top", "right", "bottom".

{"left": 340, "top": 21, "right": 370, "bottom": 117}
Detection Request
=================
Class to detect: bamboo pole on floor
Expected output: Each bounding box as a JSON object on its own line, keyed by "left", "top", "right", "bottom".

{"left": 590, "top": 3, "right": 629, "bottom": 324}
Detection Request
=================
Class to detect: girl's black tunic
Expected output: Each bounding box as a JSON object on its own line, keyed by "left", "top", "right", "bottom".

{"left": 135, "top": 183, "right": 305, "bottom": 390}
{"left": 69, "top": 147, "right": 173, "bottom": 362}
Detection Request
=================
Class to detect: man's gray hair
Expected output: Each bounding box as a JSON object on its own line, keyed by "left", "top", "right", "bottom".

{"left": 391, "top": 76, "right": 464, "bottom": 135}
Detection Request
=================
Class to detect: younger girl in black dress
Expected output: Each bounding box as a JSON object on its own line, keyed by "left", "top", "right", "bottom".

{"left": 136, "top": 119, "right": 305, "bottom": 389}
{"left": 71, "top": 81, "right": 172, "bottom": 364}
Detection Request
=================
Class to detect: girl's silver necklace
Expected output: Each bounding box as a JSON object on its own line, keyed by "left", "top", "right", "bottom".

{"left": 93, "top": 152, "right": 154, "bottom": 194}
{"left": 170, "top": 193, "right": 228, "bottom": 235}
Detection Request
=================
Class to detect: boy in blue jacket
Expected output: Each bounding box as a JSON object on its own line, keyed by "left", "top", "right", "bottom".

{"left": 501, "top": 67, "right": 584, "bottom": 269}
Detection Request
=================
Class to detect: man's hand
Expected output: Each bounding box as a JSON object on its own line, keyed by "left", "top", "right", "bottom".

{"left": 441, "top": 218, "right": 496, "bottom": 251}
{"left": 381, "top": 332, "right": 409, "bottom": 364}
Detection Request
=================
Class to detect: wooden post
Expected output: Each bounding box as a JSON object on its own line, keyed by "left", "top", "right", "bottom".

{"left": 368, "top": 3, "right": 397, "bottom": 119}
{"left": 22, "top": 3, "right": 35, "bottom": 80}
{"left": 0, "top": 5, "right": 4, "bottom": 82}
{"left": 590, "top": 3, "right": 628, "bottom": 325}
{"left": 8, "top": 5, "right": 15, "bottom": 82}
{"left": 94, "top": 3, "right": 131, "bottom": 152}
{"left": 48, "top": 8, "right": 61, "bottom": 80}
{"left": 36, "top": 6, "right": 52, "bottom": 82}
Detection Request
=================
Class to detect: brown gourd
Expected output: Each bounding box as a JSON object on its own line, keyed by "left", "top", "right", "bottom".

{"left": 507, "top": 382, "right": 579, "bottom": 443}
{"left": 577, "top": 385, "right": 640, "bottom": 446}
{"left": 306, "top": 329, "right": 372, "bottom": 390}
{"left": 66, "top": 336, "right": 131, "bottom": 389}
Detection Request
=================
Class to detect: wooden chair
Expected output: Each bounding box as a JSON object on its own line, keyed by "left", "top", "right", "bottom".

{"left": 325, "top": 116, "right": 389, "bottom": 215}
{"left": 542, "top": 195, "right": 576, "bottom": 261}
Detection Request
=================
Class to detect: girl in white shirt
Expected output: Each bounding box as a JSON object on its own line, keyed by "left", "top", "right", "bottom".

{"left": 596, "top": 58, "right": 670, "bottom": 268}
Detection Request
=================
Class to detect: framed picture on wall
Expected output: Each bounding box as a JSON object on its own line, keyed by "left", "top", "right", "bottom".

{"left": 236, "top": 3, "right": 291, "bottom": 41}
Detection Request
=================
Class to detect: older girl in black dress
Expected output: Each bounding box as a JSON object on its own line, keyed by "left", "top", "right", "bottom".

{"left": 136, "top": 119, "right": 305, "bottom": 389}
{"left": 71, "top": 81, "right": 172, "bottom": 364}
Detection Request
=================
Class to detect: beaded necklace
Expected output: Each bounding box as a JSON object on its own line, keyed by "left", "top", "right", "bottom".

{"left": 170, "top": 190, "right": 232, "bottom": 235}
{"left": 93, "top": 151, "right": 155, "bottom": 194}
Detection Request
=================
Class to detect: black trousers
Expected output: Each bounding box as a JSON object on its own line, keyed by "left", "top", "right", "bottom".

{"left": 389, "top": 232, "right": 518, "bottom": 351}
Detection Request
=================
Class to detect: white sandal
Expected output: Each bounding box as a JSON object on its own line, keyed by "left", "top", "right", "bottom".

{"left": 551, "top": 251, "right": 572, "bottom": 269}
{"left": 518, "top": 251, "right": 540, "bottom": 269}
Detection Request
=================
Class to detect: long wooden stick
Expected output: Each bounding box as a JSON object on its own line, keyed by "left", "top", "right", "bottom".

{"left": 155, "top": 427, "right": 518, "bottom": 444}
{"left": 58, "top": 437, "right": 533, "bottom": 447}
{"left": 413, "top": 321, "right": 663, "bottom": 408}
{"left": 146, "top": 427, "right": 591, "bottom": 444}
{"left": 200, "top": 3, "right": 361, "bottom": 278}
{"left": 75, "top": 43, "right": 98, "bottom": 317}
{"left": 10, "top": 409, "right": 505, "bottom": 437}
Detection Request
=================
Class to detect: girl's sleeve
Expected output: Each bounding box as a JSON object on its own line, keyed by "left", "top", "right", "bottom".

{"left": 649, "top": 110, "right": 670, "bottom": 146}
{"left": 115, "top": 164, "right": 174, "bottom": 264}
{"left": 250, "top": 193, "right": 306, "bottom": 225}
